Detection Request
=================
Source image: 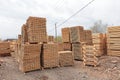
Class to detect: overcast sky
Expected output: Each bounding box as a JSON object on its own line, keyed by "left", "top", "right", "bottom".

{"left": 0, "top": 0, "right": 120, "bottom": 39}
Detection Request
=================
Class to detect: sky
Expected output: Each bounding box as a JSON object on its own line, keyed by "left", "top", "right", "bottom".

{"left": 0, "top": 0, "right": 120, "bottom": 39}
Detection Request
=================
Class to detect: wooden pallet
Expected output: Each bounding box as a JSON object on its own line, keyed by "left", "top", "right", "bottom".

{"left": 92, "top": 33, "right": 105, "bottom": 56}
{"left": 82, "top": 44, "right": 98, "bottom": 67}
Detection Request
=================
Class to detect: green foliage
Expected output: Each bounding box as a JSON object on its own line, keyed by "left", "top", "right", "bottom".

{"left": 54, "top": 36, "right": 62, "bottom": 42}
{"left": 90, "top": 20, "right": 108, "bottom": 33}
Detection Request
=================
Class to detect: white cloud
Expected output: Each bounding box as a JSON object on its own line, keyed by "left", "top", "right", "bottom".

{"left": 0, "top": 0, "right": 120, "bottom": 39}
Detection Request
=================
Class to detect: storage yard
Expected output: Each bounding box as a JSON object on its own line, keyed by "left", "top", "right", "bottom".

{"left": 0, "top": 16, "right": 120, "bottom": 80}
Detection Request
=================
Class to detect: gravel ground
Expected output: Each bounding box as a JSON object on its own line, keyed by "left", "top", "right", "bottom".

{"left": 0, "top": 56, "right": 120, "bottom": 80}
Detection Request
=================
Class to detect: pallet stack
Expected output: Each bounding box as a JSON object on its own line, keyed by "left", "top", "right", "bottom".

{"left": 21, "top": 24, "right": 28, "bottom": 44}
{"left": 103, "top": 34, "right": 107, "bottom": 54}
{"left": 27, "top": 16, "right": 47, "bottom": 43}
{"left": 19, "top": 44, "right": 42, "bottom": 72}
{"left": 42, "top": 44, "right": 59, "bottom": 68}
{"left": 10, "top": 40, "right": 17, "bottom": 52}
{"left": 70, "top": 26, "right": 84, "bottom": 43}
{"left": 84, "top": 30, "right": 93, "bottom": 45}
{"left": 58, "top": 43, "right": 71, "bottom": 51}
{"left": 0, "top": 42, "right": 11, "bottom": 56}
{"left": 47, "top": 36, "right": 54, "bottom": 43}
{"left": 70, "top": 26, "right": 84, "bottom": 60}
{"left": 92, "top": 33, "right": 105, "bottom": 56}
{"left": 72, "top": 43, "right": 83, "bottom": 60}
{"left": 107, "top": 26, "right": 120, "bottom": 56}
{"left": 58, "top": 51, "right": 74, "bottom": 67}
{"left": 60, "top": 27, "right": 72, "bottom": 52}
{"left": 18, "top": 16, "right": 47, "bottom": 72}
{"left": 62, "top": 27, "right": 70, "bottom": 42}
{"left": 82, "top": 45, "right": 98, "bottom": 67}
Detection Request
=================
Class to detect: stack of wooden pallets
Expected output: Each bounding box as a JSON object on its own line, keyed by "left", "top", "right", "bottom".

{"left": 58, "top": 51, "right": 74, "bottom": 67}
{"left": 0, "top": 42, "right": 11, "bottom": 56}
{"left": 42, "top": 44, "right": 59, "bottom": 68}
{"left": 21, "top": 24, "right": 28, "bottom": 44}
{"left": 72, "top": 43, "right": 83, "bottom": 60}
{"left": 107, "top": 26, "right": 120, "bottom": 56}
{"left": 70, "top": 26, "right": 84, "bottom": 60}
{"left": 19, "top": 44, "right": 42, "bottom": 72}
{"left": 62, "top": 27, "right": 70, "bottom": 42}
{"left": 70, "top": 26, "right": 84, "bottom": 43}
{"left": 84, "top": 30, "right": 93, "bottom": 45}
{"left": 61, "top": 27, "right": 71, "bottom": 52}
{"left": 92, "top": 33, "right": 105, "bottom": 56}
{"left": 27, "top": 16, "right": 47, "bottom": 43}
{"left": 58, "top": 43, "right": 71, "bottom": 51}
{"left": 82, "top": 45, "right": 98, "bottom": 67}
{"left": 18, "top": 16, "right": 48, "bottom": 72}
{"left": 10, "top": 40, "right": 17, "bottom": 52}
{"left": 103, "top": 34, "right": 107, "bottom": 54}
{"left": 47, "top": 36, "right": 54, "bottom": 43}
{"left": 17, "top": 35, "right": 22, "bottom": 62}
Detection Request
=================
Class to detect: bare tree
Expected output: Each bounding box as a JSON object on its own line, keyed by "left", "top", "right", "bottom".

{"left": 90, "top": 20, "right": 108, "bottom": 33}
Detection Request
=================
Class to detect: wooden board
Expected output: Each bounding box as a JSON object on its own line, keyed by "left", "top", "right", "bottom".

{"left": 107, "top": 50, "right": 120, "bottom": 56}
{"left": 92, "top": 33, "right": 103, "bottom": 39}
{"left": 107, "top": 26, "right": 120, "bottom": 32}
{"left": 107, "top": 43, "right": 120, "bottom": 50}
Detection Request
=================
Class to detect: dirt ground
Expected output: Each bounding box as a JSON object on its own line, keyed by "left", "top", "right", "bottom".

{"left": 0, "top": 56, "right": 120, "bottom": 80}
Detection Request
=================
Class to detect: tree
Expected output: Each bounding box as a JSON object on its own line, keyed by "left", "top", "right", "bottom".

{"left": 90, "top": 20, "right": 108, "bottom": 33}
{"left": 54, "top": 36, "right": 62, "bottom": 42}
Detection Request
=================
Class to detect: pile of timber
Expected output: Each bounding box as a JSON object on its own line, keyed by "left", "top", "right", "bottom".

{"left": 107, "top": 26, "right": 120, "bottom": 56}
{"left": 62, "top": 27, "right": 70, "bottom": 43}
{"left": 70, "top": 26, "right": 84, "bottom": 43}
{"left": 84, "top": 30, "right": 93, "bottom": 45}
{"left": 19, "top": 44, "right": 42, "bottom": 72}
{"left": 82, "top": 45, "right": 98, "bottom": 67}
{"left": 47, "top": 36, "right": 54, "bottom": 43}
{"left": 42, "top": 44, "right": 59, "bottom": 68}
{"left": 92, "top": 33, "right": 105, "bottom": 56}
{"left": 18, "top": 16, "right": 48, "bottom": 72}
{"left": 58, "top": 51, "right": 74, "bottom": 67}
{"left": 0, "top": 42, "right": 11, "bottom": 56}
{"left": 58, "top": 43, "right": 72, "bottom": 51}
